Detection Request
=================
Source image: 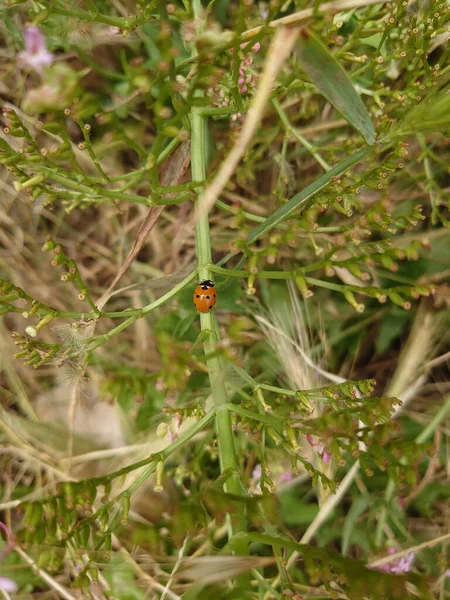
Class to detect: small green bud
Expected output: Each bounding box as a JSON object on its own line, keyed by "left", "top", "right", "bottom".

{"left": 295, "top": 274, "right": 313, "bottom": 299}
{"left": 122, "top": 495, "right": 131, "bottom": 520}
{"left": 344, "top": 290, "right": 365, "bottom": 313}
{"left": 388, "top": 291, "right": 411, "bottom": 309}
{"left": 153, "top": 460, "right": 164, "bottom": 493}
{"left": 156, "top": 422, "right": 169, "bottom": 438}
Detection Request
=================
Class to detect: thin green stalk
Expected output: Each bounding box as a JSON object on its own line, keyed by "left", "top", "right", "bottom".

{"left": 190, "top": 108, "right": 243, "bottom": 502}
{"left": 190, "top": 0, "right": 245, "bottom": 543}
{"left": 272, "top": 98, "right": 331, "bottom": 171}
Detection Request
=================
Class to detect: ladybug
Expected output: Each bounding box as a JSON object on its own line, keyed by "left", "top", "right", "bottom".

{"left": 193, "top": 280, "right": 217, "bottom": 313}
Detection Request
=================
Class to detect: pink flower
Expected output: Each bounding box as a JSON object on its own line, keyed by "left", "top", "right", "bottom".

{"left": 18, "top": 26, "right": 53, "bottom": 72}
{"left": 376, "top": 547, "right": 415, "bottom": 574}
{"left": 390, "top": 552, "right": 415, "bottom": 574}
{"left": 306, "top": 434, "right": 331, "bottom": 464}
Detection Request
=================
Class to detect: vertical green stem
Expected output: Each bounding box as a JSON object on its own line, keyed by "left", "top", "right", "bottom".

{"left": 190, "top": 1, "right": 245, "bottom": 543}
{"left": 190, "top": 107, "right": 242, "bottom": 501}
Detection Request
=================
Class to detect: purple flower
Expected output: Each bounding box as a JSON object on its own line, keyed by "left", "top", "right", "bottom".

{"left": 18, "top": 26, "right": 53, "bottom": 72}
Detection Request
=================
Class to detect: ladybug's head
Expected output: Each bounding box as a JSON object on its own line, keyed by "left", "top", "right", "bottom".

{"left": 199, "top": 280, "right": 215, "bottom": 289}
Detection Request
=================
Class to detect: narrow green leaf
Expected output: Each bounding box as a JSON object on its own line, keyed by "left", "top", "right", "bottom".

{"left": 295, "top": 30, "right": 376, "bottom": 145}
{"left": 246, "top": 146, "right": 372, "bottom": 245}
{"left": 342, "top": 494, "right": 370, "bottom": 556}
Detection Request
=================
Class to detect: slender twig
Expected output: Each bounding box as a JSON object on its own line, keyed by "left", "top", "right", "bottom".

{"left": 14, "top": 546, "right": 76, "bottom": 600}
{"left": 161, "top": 537, "right": 188, "bottom": 600}
{"left": 367, "top": 532, "right": 450, "bottom": 570}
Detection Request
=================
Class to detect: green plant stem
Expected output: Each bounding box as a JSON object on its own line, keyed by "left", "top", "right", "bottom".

{"left": 190, "top": 108, "right": 243, "bottom": 507}
{"left": 190, "top": 0, "right": 246, "bottom": 544}
{"left": 272, "top": 98, "right": 331, "bottom": 171}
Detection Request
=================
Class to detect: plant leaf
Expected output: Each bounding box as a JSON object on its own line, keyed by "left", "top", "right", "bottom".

{"left": 295, "top": 29, "right": 376, "bottom": 145}
{"left": 245, "top": 146, "right": 372, "bottom": 245}
{"left": 176, "top": 556, "right": 275, "bottom": 585}
{"left": 342, "top": 494, "right": 370, "bottom": 556}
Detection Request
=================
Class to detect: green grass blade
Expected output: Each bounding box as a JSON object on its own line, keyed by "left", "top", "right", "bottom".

{"left": 246, "top": 146, "right": 372, "bottom": 245}
{"left": 295, "top": 30, "right": 376, "bottom": 145}
{"left": 342, "top": 494, "right": 370, "bottom": 556}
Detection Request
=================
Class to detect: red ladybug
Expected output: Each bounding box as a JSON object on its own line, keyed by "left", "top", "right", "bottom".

{"left": 193, "top": 280, "right": 217, "bottom": 313}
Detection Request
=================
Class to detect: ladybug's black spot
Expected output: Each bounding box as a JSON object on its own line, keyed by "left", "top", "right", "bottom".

{"left": 196, "top": 294, "right": 200, "bottom": 298}
{"left": 206, "top": 295, "right": 210, "bottom": 300}
{"left": 209, "top": 306, "right": 212, "bottom": 309}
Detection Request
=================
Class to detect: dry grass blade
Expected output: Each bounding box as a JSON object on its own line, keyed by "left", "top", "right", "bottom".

{"left": 194, "top": 27, "right": 300, "bottom": 222}
{"left": 386, "top": 305, "right": 439, "bottom": 398}
{"left": 242, "top": 0, "right": 391, "bottom": 39}
{"left": 366, "top": 532, "right": 450, "bottom": 569}
{"left": 175, "top": 556, "right": 275, "bottom": 585}
{"left": 97, "top": 141, "right": 191, "bottom": 310}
